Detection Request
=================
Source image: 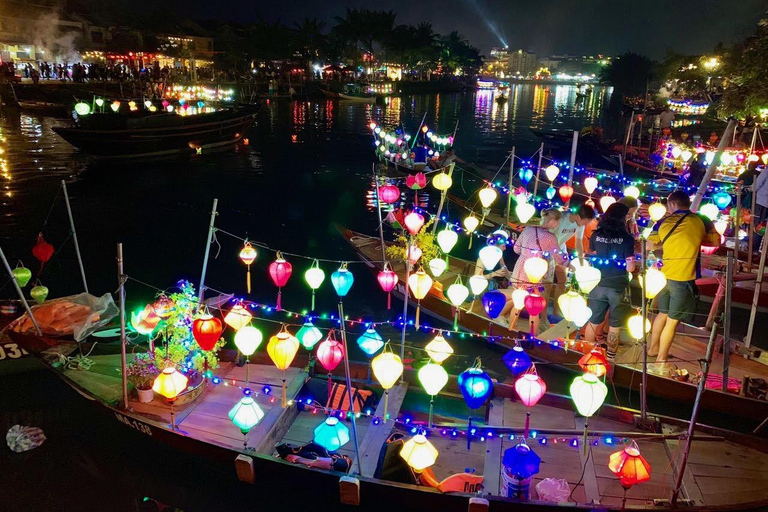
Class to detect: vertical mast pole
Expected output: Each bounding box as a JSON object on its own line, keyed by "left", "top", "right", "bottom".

{"left": 198, "top": 198, "right": 219, "bottom": 304}
{"left": 117, "top": 243, "right": 129, "bottom": 410}
{"left": 61, "top": 180, "right": 89, "bottom": 293}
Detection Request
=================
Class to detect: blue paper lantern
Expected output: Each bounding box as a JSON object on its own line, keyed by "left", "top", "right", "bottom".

{"left": 482, "top": 290, "right": 506, "bottom": 319}
{"left": 503, "top": 442, "right": 541, "bottom": 479}
{"left": 331, "top": 266, "right": 354, "bottom": 297}
{"left": 712, "top": 191, "right": 731, "bottom": 210}
{"left": 357, "top": 328, "right": 384, "bottom": 357}
{"left": 520, "top": 168, "right": 533, "bottom": 184}
{"left": 458, "top": 367, "right": 494, "bottom": 409}
{"left": 313, "top": 417, "right": 350, "bottom": 452}
{"left": 503, "top": 346, "right": 532, "bottom": 376}
{"left": 546, "top": 186, "right": 556, "bottom": 200}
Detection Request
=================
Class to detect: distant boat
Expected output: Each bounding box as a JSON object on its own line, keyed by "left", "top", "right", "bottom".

{"left": 319, "top": 83, "right": 376, "bottom": 102}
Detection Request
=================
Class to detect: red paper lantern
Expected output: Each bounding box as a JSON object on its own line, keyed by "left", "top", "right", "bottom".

{"left": 32, "top": 233, "right": 54, "bottom": 273}
{"left": 406, "top": 172, "right": 427, "bottom": 190}
{"left": 377, "top": 266, "right": 398, "bottom": 309}
{"left": 268, "top": 252, "right": 293, "bottom": 310}
{"left": 524, "top": 293, "right": 547, "bottom": 317}
{"left": 578, "top": 347, "right": 610, "bottom": 378}
{"left": 316, "top": 333, "right": 344, "bottom": 371}
{"left": 558, "top": 185, "right": 574, "bottom": 203}
{"left": 192, "top": 313, "right": 223, "bottom": 351}
{"left": 608, "top": 442, "right": 651, "bottom": 489}
{"left": 379, "top": 185, "right": 400, "bottom": 204}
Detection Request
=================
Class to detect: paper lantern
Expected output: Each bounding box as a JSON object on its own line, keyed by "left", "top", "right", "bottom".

{"left": 558, "top": 290, "right": 588, "bottom": 323}
{"left": 437, "top": 228, "right": 459, "bottom": 253}
{"left": 599, "top": 195, "right": 616, "bottom": 212}
{"left": 479, "top": 186, "right": 498, "bottom": 208}
{"left": 331, "top": 265, "right": 354, "bottom": 297}
{"left": 578, "top": 347, "right": 610, "bottom": 377}
{"left": 558, "top": 185, "right": 574, "bottom": 203}
{"left": 314, "top": 417, "right": 350, "bottom": 452}
{"left": 699, "top": 203, "right": 719, "bottom": 221}
{"left": 573, "top": 306, "right": 592, "bottom": 328}
{"left": 235, "top": 325, "right": 263, "bottom": 355}
{"left": 575, "top": 265, "right": 601, "bottom": 293}
{"left": 192, "top": 313, "right": 223, "bottom": 351}
{"left": 515, "top": 373, "right": 546, "bottom": 407}
{"left": 429, "top": 257, "right": 447, "bottom": 277}
{"left": 418, "top": 362, "right": 449, "bottom": 396}
{"left": 229, "top": 396, "right": 264, "bottom": 433}
{"left": 377, "top": 266, "right": 398, "bottom": 309}
{"left": 150, "top": 295, "right": 174, "bottom": 320}
{"left": 482, "top": 290, "right": 506, "bottom": 319}
{"left": 458, "top": 365, "right": 494, "bottom": 409}
{"left": 515, "top": 202, "right": 536, "bottom": 223}
{"left": 225, "top": 304, "right": 252, "bottom": 331}
{"left": 304, "top": 261, "right": 325, "bottom": 310}
{"left": 648, "top": 202, "right": 667, "bottom": 222}
{"left": 503, "top": 346, "right": 532, "bottom": 376}
{"left": 478, "top": 245, "right": 503, "bottom": 270}
{"left": 681, "top": 149, "right": 693, "bottom": 162}
{"left": 267, "top": 331, "right": 300, "bottom": 370}
{"left": 425, "top": 333, "right": 453, "bottom": 363}
{"left": 269, "top": 254, "right": 293, "bottom": 310}
{"left": 74, "top": 102, "right": 91, "bottom": 116}
{"left": 512, "top": 288, "right": 529, "bottom": 310}
{"left": 406, "top": 172, "right": 427, "bottom": 190}
{"left": 570, "top": 373, "right": 608, "bottom": 417}
{"left": 239, "top": 242, "right": 257, "bottom": 293}
{"left": 30, "top": 285, "right": 49, "bottom": 304}
{"left": 316, "top": 335, "right": 344, "bottom": 371}
{"left": 152, "top": 367, "right": 188, "bottom": 400}
{"left": 469, "top": 275, "right": 489, "bottom": 297}
{"left": 406, "top": 244, "right": 422, "bottom": 264}
{"left": 524, "top": 256, "right": 548, "bottom": 284}
{"left": 608, "top": 442, "right": 652, "bottom": 489}
{"left": 463, "top": 215, "right": 479, "bottom": 234}
{"left": 32, "top": 234, "right": 54, "bottom": 272}
{"left": 546, "top": 186, "right": 556, "bottom": 200}
{"left": 379, "top": 184, "right": 400, "bottom": 204}
{"left": 523, "top": 293, "right": 547, "bottom": 317}
{"left": 408, "top": 270, "right": 433, "bottom": 327}
{"left": 503, "top": 442, "right": 541, "bottom": 479}
{"left": 357, "top": 328, "right": 384, "bottom": 356}
{"left": 372, "top": 350, "right": 403, "bottom": 389}
{"left": 297, "top": 321, "right": 323, "bottom": 349}
{"left": 131, "top": 305, "right": 160, "bottom": 335}
{"left": 623, "top": 185, "right": 640, "bottom": 199}
{"left": 520, "top": 168, "right": 533, "bottom": 184}
{"left": 110, "top": 101, "right": 121, "bottom": 112}
{"left": 400, "top": 434, "right": 438, "bottom": 472}
{"left": 432, "top": 173, "right": 453, "bottom": 191}
{"left": 404, "top": 211, "right": 425, "bottom": 235}
{"left": 644, "top": 268, "right": 667, "bottom": 299}
{"left": 446, "top": 280, "right": 469, "bottom": 309}
{"left": 712, "top": 191, "right": 731, "bottom": 210}
{"left": 584, "top": 176, "right": 598, "bottom": 195}
{"left": 627, "top": 314, "right": 651, "bottom": 340}
{"left": 545, "top": 165, "right": 560, "bottom": 182}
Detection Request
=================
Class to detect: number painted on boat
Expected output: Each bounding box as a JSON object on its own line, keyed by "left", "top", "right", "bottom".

{"left": 114, "top": 413, "right": 153, "bottom": 436}
{"left": 0, "top": 343, "right": 28, "bottom": 360}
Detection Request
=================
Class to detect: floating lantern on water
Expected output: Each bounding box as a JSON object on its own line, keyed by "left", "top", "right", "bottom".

{"left": 437, "top": 228, "right": 459, "bottom": 253}
{"left": 425, "top": 333, "right": 453, "bottom": 363}
{"left": 608, "top": 441, "right": 652, "bottom": 490}
{"left": 331, "top": 263, "right": 354, "bottom": 297}
{"left": 314, "top": 417, "right": 350, "bottom": 452}
{"left": 400, "top": 434, "right": 438, "bottom": 472}
{"left": 524, "top": 256, "right": 548, "bottom": 284}
{"left": 304, "top": 260, "right": 325, "bottom": 310}
{"left": 377, "top": 265, "right": 398, "bottom": 309}
{"left": 192, "top": 312, "right": 223, "bottom": 351}
{"left": 458, "top": 359, "right": 493, "bottom": 409}
{"left": 269, "top": 253, "right": 293, "bottom": 310}
{"left": 407, "top": 270, "right": 433, "bottom": 328}
{"left": 224, "top": 304, "right": 252, "bottom": 331}
{"left": 239, "top": 242, "right": 258, "bottom": 293}
{"left": 503, "top": 346, "right": 533, "bottom": 376}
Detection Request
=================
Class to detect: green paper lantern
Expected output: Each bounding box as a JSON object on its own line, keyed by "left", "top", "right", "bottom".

{"left": 12, "top": 267, "right": 32, "bottom": 287}
{"left": 30, "top": 285, "right": 49, "bottom": 304}
{"left": 74, "top": 102, "right": 91, "bottom": 116}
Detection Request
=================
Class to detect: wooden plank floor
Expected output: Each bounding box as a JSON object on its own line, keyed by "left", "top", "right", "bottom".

{"left": 357, "top": 383, "right": 408, "bottom": 477}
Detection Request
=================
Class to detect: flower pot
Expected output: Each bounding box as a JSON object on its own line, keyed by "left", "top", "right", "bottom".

{"left": 137, "top": 387, "right": 154, "bottom": 403}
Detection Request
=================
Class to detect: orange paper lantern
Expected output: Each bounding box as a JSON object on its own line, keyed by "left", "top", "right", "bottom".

{"left": 608, "top": 441, "right": 651, "bottom": 489}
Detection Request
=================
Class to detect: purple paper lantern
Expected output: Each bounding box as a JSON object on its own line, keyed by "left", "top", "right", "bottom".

{"left": 503, "top": 442, "right": 541, "bottom": 479}
{"left": 482, "top": 290, "right": 506, "bottom": 319}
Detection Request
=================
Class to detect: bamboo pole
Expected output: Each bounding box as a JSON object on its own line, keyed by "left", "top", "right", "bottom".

{"left": 567, "top": 130, "right": 579, "bottom": 190}
{"left": 431, "top": 163, "right": 455, "bottom": 235}
{"left": 337, "top": 301, "right": 361, "bottom": 474}
{"left": 692, "top": 119, "right": 738, "bottom": 212}
{"left": 0, "top": 245, "right": 41, "bottom": 335}
{"left": 373, "top": 166, "right": 387, "bottom": 262}
{"left": 722, "top": 249, "right": 734, "bottom": 391}
{"left": 198, "top": 198, "right": 219, "bottom": 304}
{"left": 745, "top": 234, "right": 767, "bottom": 349}
{"left": 640, "top": 238, "right": 648, "bottom": 420}
{"left": 117, "top": 243, "right": 128, "bottom": 410}
{"left": 61, "top": 180, "right": 88, "bottom": 293}
{"left": 506, "top": 147, "right": 515, "bottom": 225}
{"left": 410, "top": 112, "right": 428, "bottom": 150}
{"left": 533, "top": 143, "right": 543, "bottom": 199}
{"left": 399, "top": 238, "right": 412, "bottom": 382}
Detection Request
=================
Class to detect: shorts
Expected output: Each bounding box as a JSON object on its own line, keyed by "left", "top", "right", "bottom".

{"left": 656, "top": 280, "right": 698, "bottom": 321}
{"left": 587, "top": 286, "right": 630, "bottom": 328}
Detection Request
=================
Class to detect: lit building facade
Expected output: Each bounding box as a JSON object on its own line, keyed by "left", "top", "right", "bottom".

{"left": 509, "top": 50, "right": 537, "bottom": 77}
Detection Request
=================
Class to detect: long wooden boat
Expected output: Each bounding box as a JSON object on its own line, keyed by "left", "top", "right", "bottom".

{"left": 340, "top": 228, "right": 768, "bottom": 425}
{"left": 52, "top": 104, "right": 259, "bottom": 158}
{"left": 10, "top": 330, "right": 768, "bottom": 511}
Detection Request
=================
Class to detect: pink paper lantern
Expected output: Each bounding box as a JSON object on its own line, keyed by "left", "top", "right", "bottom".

{"left": 406, "top": 172, "right": 427, "bottom": 190}
{"left": 379, "top": 185, "right": 400, "bottom": 204}
{"left": 514, "top": 373, "right": 547, "bottom": 407}
{"left": 524, "top": 293, "right": 547, "bottom": 317}
{"left": 377, "top": 267, "right": 398, "bottom": 309}
{"left": 316, "top": 334, "right": 344, "bottom": 371}
{"left": 269, "top": 253, "right": 293, "bottom": 310}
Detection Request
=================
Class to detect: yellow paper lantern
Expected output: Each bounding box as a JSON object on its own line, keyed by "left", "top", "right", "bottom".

{"left": 463, "top": 214, "right": 479, "bottom": 234}
{"left": 152, "top": 367, "right": 188, "bottom": 400}
{"left": 418, "top": 362, "right": 449, "bottom": 396}
{"left": 623, "top": 186, "right": 640, "bottom": 199}
{"left": 524, "top": 256, "right": 548, "bottom": 284}
{"left": 627, "top": 314, "right": 651, "bottom": 340}
{"left": 400, "top": 434, "right": 438, "bottom": 472}
{"left": 478, "top": 186, "right": 498, "bottom": 208}
{"left": 425, "top": 334, "right": 454, "bottom": 363}
{"left": 408, "top": 270, "right": 433, "bottom": 328}
{"left": 644, "top": 268, "right": 667, "bottom": 299}
{"left": 437, "top": 229, "right": 459, "bottom": 253}
{"left": 545, "top": 165, "right": 560, "bottom": 182}
{"left": 372, "top": 350, "right": 403, "bottom": 389}
{"left": 267, "top": 331, "right": 300, "bottom": 370}
{"left": 575, "top": 265, "right": 601, "bottom": 294}
{"left": 648, "top": 202, "right": 667, "bottom": 222}
{"left": 599, "top": 195, "right": 616, "bottom": 213}
{"left": 557, "top": 291, "right": 588, "bottom": 323}
{"left": 225, "top": 304, "right": 252, "bottom": 331}
{"left": 432, "top": 173, "right": 453, "bottom": 191}
{"left": 512, "top": 288, "right": 529, "bottom": 310}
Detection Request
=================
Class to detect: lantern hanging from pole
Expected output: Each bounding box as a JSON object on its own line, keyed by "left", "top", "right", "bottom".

{"left": 599, "top": 195, "right": 616, "bottom": 213}
{"left": 268, "top": 252, "right": 293, "bottom": 310}
{"left": 234, "top": 324, "right": 263, "bottom": 356}
{"left": 512, "top": 288, "right": 529, "bottom": 310}
{"left": 313, "top": 417, "right": 350, "bottom": 452}
{"left": 482, "top": 289, "right": 506, "bottom": 319}
{"left": 377, "top": 264, "right": 398, "bottom": 309}
{"left": 623, "top": 185, "right": 640, "bottom": 199}
{"left": 478, "top": 186, "right": 498, "bottom": 208}
{"left": 524, "top": 256, "right": 548, "bottom": 284}
{"left": 331, "top": 263, "right": 354, "bottom": 297}
{"left": 304, "top": 259, "right": 325, "bottom": 310}
{"left": 575, "top": 265, "right": 601, "bottom": 293}
{"left": 557, "top": 290, "right": 589, "bottom": 323}
{"left": 372, "top": 347, "right": 403, "bottom": 389}
{"left": 404, "top": 211, "right": 425, "bottom": 235}
{"left": 446, "top": 278, "right": 469, "bottom": 329}
{"left": 229, "top": 396, "right": 265, "bottom": 434}
{"left": 478, "top": 245, "right": 503, "bottom": 270}
{"left": 584, "top": 176, "right": 598, "bottom": 195}
{"left": 432, "top": 172, "right": 452, "bottom": 191}
{"left": 192, "top": 311, "right": 223, "bottom": 351}
{"left": 570, "top": 373, "right": 608, "bottom": 417}
{"left": 558, "top": 185, "right": 574, "bottom": 203}
{"left": 458, "top": 358, "right": 493, "bottom": 409}
{"left": 503, "top": 346, "right": 533, "bottom": 376}
{"left": 379, "top": 184, "right": 400, "bottom": 204}
{"left": 12, "top": 264, "right": 32, "bottom": 288}
{"left": 407, "top": 270, "right": 433, "bottom": 328}
{"left": 152, "top": 367, "right": 188, "bottom": 400}
{"left": 425, "top": 333, "right": 453, "bottom": 363}
{"left": 514, "top": 369, "right": 546, "bottom": 407}
{"left": 152, "top": 294, "right": 175, "bottom": 320}
{"left": 648, "top": 202, "right": 667, "bottom": 222}
{"left": 419, "top": 362, "right": 449, "bottom": 396}
{"left": 357, "top": 327, "right": 384, "bottom": 357}
{"left": 578, "top": 347, "right": 610, "bottom": 378}
{"left": 297, "top": 321, "right": 323, "bottom": 350}
{"left": 406, "top": 244, "right": 422, "bottom": 264}
{"left": 437, "top": 228, "right": 459, "bottom": 253}
{"left": 239, "top": 242, "right": 258, "bottom": 293}
{"left": 428, "top": 257, "right": 447, "bottom": 277}
{"left": 644, "top": 267, "right": 667, "bottom": 299}
{"left": 400, "top": 434, "right": 438, "bottom": 472}
{"left": 544, "top": 165, "right": 560, "bottom": 182}
{"left": 699, "top": 203, "right": 719, "bottom": 221}
{"left": 469, "top": 275, "right": 488, "bottom": 297}
{"left": 712, "top": 191, "right": 731, "bottom": 210}
{"left": 30, "top": 284, "right": 49, "bottom": 304}
{"left": 463, "top": 215, "right": 479, "bottom": 248}
{"left": 224, "top": 304, "right": 252, "bottom": 331}
{"left": 316, "top": 332, "right": 344, "bottom": 371}
{"left": 608, "top": 441, "right": 652, "bottom": 489}
{"left": 32, "top": 234, "right": 54, "bottom": 273}
{"left": 515, "top": 202, "right": 536, "bottom": 224}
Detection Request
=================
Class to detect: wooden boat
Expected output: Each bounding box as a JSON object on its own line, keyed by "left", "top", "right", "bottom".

{"left": 10, "top": 328, "right": 768, "bottom": 510}
{"left": 52, "top": 104, "right": 259, "bottom": 158}
{"left": 319, "top": 84, "right": 375, "bottom": 102}
{"left": 340, "top": 228, "right": 768, "bottom": 426}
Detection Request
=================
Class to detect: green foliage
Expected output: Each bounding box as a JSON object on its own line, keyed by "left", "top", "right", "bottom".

{"left": 386, "top": 218, "right": 440, "bottom": 266}
{"left": 599, "top": 52, "right": 656, "bottom": 95}
{"left": 720, "top": 19, "right": 768, "bottom": 117}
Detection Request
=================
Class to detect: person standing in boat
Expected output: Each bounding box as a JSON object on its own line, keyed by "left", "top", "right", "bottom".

{"left": 646, "top": 190, "right": 720, "bottom": 375}
{"left": 552, "top": 203, "right": 596, "bottom": 315}
{"left": 583, "top": 203, "right": 637, "bottom": 361}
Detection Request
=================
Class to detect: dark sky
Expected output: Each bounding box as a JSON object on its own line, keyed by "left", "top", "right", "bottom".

{"left": 144, "top": 0, "right": 765, "bottom": 58}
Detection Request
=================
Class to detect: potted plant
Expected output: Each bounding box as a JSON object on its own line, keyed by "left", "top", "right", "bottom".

{"left": 127, "top": 353, "right": 158, "bottom": 403}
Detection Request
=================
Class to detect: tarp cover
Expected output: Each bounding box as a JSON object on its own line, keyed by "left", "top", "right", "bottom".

{"left": 10, "top": 293, "right": 117, "bottom": 341}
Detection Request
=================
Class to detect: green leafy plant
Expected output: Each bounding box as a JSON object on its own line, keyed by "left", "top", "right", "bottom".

{"left": 385, "top": 218, "right": 440, "bottom": 265}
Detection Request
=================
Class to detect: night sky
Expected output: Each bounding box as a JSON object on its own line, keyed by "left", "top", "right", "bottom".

{"left": 132, "top": 0, "right": 766, "bottom": 58}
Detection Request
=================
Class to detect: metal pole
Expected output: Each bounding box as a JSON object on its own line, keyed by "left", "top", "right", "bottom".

{"left": 373, "top": 166, "right": 387, "bottom": 262}
{"left": 692, "top": 119, "right": 738, "bottom": 212}
{"left": 745, "top": 234, "right": 767, "bottom": 349}
{"left": 337, "top": 302, "right": 361, "bottom": 474}
{"left": 533, "top": 143, "right": 544, "bottom": 199}
{"left": 117, "top": 243, "right": 129, "bottom": 410}
{"left": 399, "top": 239, "right": 412, "bottom": 382}
{"left": 671, "top": 320, "right": 718, "bottom": 505}
{"left": 722, "top": 249, "right": 734, "bottom": 391}
{"left": 198, "top": 198, "right": 219, "bottom": 304}
{"left": 640, "top": 238, "right": 648, "bottom": 420}
{"left": 0, "top": 246, "right": 42, "bottom": 335}
{"left": 567, "top": 130, "right": 579, "bottom": 187}
{"left": 61, "top": 180, "right": 89, "bottom": 293}
{"left": 431, "top": 164, "right": 455, "bottom": 235}
{"left": 749, "top": 180, "right": 757, "bottom": 270}
{"left": 506, "top": 147, "right": 515, "bottom": 225}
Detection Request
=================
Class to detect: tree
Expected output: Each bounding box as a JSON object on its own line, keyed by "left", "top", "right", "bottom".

{"left": 599, "top": 52, "right": 655, "bottom": 96}
{"left": 720, "top": 18, "right": 768, "bottom": 117}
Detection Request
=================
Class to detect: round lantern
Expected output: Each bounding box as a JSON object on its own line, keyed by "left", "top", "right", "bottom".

{"left": 372, "top": 350, "right": 403, "bottom": 389}
{"left": 30, "top": 285, "right": 49, "bottom": 304}
{"left": 235, "top": 325, "right": 263, "bottom": 356}
{"left": 404, "top": 211, "right": 425, "bottom": 235}
{"left": 599, "top": 195, "right": 616, "bottom": 213}
{"left": 74, "top": 102, "right": 91, "bottom": 116}
{"left": 479, "top": 186, "right": 498, "bottom": 208}
{"left": 239, "top": 242, "right": 258, "bottom": 293}
{"left": 458, "top": 364, "right": 494, "bottom": 409}
{"left": 515, "top": 372, "right": 546, "bottom": 407}
{"left": 503, "top": 346, "right": 533, "bottom": 376}
{"left": 578, "top": 347, "right": 610, "bottom": 377}
{"left": 608, "top": 441, "right": 652, "bottom": 489}
{"left": 331, "top": 264, "right": 354, "bottom": 297}
{"left": 407, "top": 270, "right": 433, "bottom": 328}
{"left": 516, "top": 202, "right": 536, "bottom": 224}
{"left": 225, "top": 304, "right": 252, "bottom": 331}
{"left": 437, "top": 228, "right": 459, "bottom": 253}
{"left": 357, "top": 328, "right": 384, "bottom": 357}
{"left": 32, "top": 234, "right": 54, "bottom": 272}
{"left": 152, "top": 294, "right": 175, "bottom": 320}
{"left": 545, "top": 165, "right": 560, "bottom": 182}
{"left": 268, "top": 253, "right": 293, "bottom": 310}
{"left": 425, "top": 333, "right": 453, "bottom": 363}
{"left": 524, "top": 293, "right": 547, "bottom": 317}
{"left": 570, "top": 373, "right": 608, "bottom": 417}
{"left": 400, "top": 434, "right": 438, "bottom": 472}
{"left": 429, "top": 257, "right": 447, "bottom": 277}
{"left": 558, "top": 290, "right": 588, "bottom": 323}
{"left": 627, "top": 314, "right": 651, "bottom": 340}
{"left": 584, "top": 176, "right": 598, "bottom": 195}
{"left": 482, "top": 289, "right": 506, "bottom": 319}
{"left": 558, "top": 185, "right": 574, "bottom": 203}
{"left": 524, "top": 256, "right": 548, "bottom": 284}
{"left": 648, "top": 202, "right": 667, "bottom": 222}
{"left": 469, "top": 275, "right": 489, "bottom": 297}
{"left": 304, "top": 260, "right": 326, "bottom": 311}
{"left": 314, "top": 417, "right": 350, "bottom": 452}
{"left": 297, "top": 321, "right": 323, "bottom": 350}
{"left": 575, "top": 265, "right": 601, "bottom": 293}
{"left": 377, "top": 266, "right": 398, "bottom": 309}
{"left": 229, "top": 396, "right": 265, "bottom": 434}
{"left": 316, "top": 335, "right": 344, "bottom": 371}
{"left": 379, "top": 184, "right": 400, "bottom": 204}
{"left": 406, "top": 172, "right": 427, "bottom": 190}
{"left": 623, "top": 185, "right": 640, "bottom": 199}
{"left": 644, "top": 268, "right": 667, "bottom": 299}
{"left": 432, "top": 173, "right": 453, "bottom": 191}
{"left": 478, "top": 245, "right": 503, "bottom": 270}
{"left": 419, "top": 362, "right": 449, "bottom": 396}
{"left": 152, "top": 367, "right": 188, "bottom": 400}
{"left": 267, "top": 331, "right": 300, "bottom": 370}
{"left": 192, "top": 313, "right": 223, "bottom": 351}
{"left": 699, "top": 203, "right": 719, "bottom": 221}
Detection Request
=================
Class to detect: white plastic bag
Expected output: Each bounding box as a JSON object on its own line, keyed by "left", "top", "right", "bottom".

{"left": 6, "top": 425, "right": 46, "bottom": 453}
{"left": 535, "top": 478, "right": 570, "bottom": 502}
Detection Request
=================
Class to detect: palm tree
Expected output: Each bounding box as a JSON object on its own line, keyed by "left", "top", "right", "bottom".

{"left": 292, "top": 18, "right": 326, "bottom": 77}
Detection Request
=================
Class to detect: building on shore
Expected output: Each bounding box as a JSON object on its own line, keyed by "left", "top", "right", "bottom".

{"left": 508, "top": 49, "right": 537, "bottom": 78}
